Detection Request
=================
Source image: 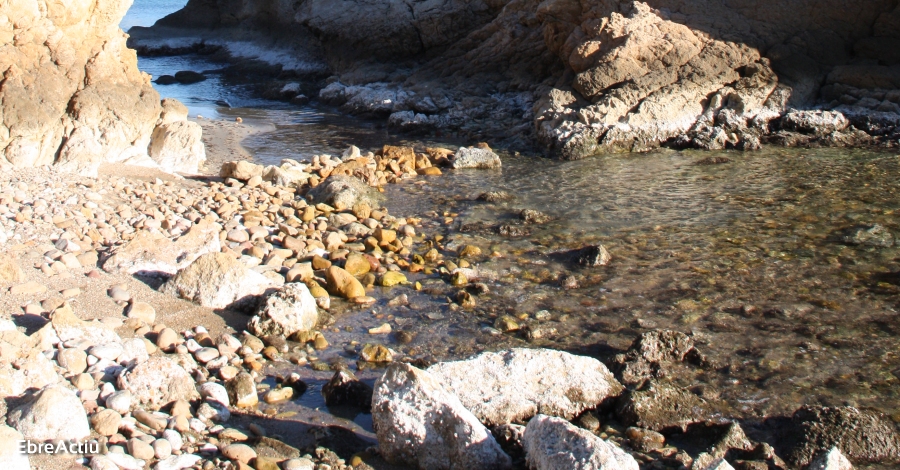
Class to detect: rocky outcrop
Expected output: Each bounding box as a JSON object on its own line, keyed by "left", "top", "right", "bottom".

{"left": 134, "top": 0, "right": 900, "bottom": 155}
{"left": 1, "top": 0, "right": 204, "bottom": 175}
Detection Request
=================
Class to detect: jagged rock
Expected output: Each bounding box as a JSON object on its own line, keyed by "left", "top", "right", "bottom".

{"left": 102, "top": 220, "right": 221, "bottom": 275}
{"left": 322, "top": 370, "right": 373, "bottom": 409}
{"left": 450, "top": 147, "right": 502, "bottom": 169}
{"left": 572, "top": 245, "right": 611, "bottom": 267}
{"left": 0, "top": 425, "right": 30, "bottom": 470}
{"left": 786, "top": 406, "right": 900, "bottom": 467}
{"left": 522, "top": 414, "right": 639, "bottom": 470}
{"left": 427, "top": 348, "right": 623, "bottom": 426}
{"left": 160, "top": 252, "right": 275, "bottom": 310}
{"left": 781, "top": 110, "right": 850, "bottom": 136}
{"left": 148, "top": 120, "right": 206, "bottom": 174}
{"left": 118, "top": 356, "right": 198, "bottom": 407}
{"left": 306, "top": 175, "right": 383, "bottom": 210}
{"left": 372, "top": 363, "right": 512, "bottom": 469}
{"left": 616, "top": 381, "right": 712, "bottom": 432}
{"left": 249, "top": 283, "right": 319, "bottom": 338}
{"left": 7, "top": 384, "right": 90, "bottom": 440}
{"left": 614, "top": 329, "right": 701, "bottom": 386}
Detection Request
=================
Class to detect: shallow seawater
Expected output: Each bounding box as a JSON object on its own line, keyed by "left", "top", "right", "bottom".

{"left": 125, "top": 8, "right": 900, "bottom": 456}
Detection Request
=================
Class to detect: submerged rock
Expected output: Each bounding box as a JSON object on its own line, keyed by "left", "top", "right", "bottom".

{"left": 573, "top": 245, "right": 611, "bottom": 267}
{"left": 522, "top": 414, "right": 638, "bottom": 470}
{"left": 837, "top": 224, "right": 894, "bottom": 247}
{"left": 372, "top": 363, "right": 511, "bottom": 469}
{"left": 427, "top": 348, "right": 623, "bottom": 425}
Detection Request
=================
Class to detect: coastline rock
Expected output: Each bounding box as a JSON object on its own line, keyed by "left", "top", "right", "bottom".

{"left": 221, "top": 160, "right": 265, "bottom": 181}
{"left": 522, "top": 414, "right": 639, "bottom": 470}
{"left": 306, "top": 175, "right": 383, "bottom": 210}
{"left": 117, "top": 356, "right": 198, "bottom": 407}
{"left": 325, "top": 266, "right": 366, "bottom": 299}
{"left": 615, "top": 381, "right": 711, "bottom": 432}
{"left": 7, "top": 384, "right": 90, "bottom": 441}
{"left": 248, "top": 283, "right": 319, "bottom": 338}
{"left": 322, "top": 370, "right": 373, "bottom": 409}
{"left": 786, "top": 406, "right": 900, "bottom": 467}
{"left": 808, "top": 447, "right": 853, "bottom": 470}
{"left": 148, "top": 121, "right": 207, "bottom": 174}
{"left": 450, "top": 147, "right": 502, "bottom": 169}
{"left": 160, "top": 252, "right": 275, "bottom": 310}
{"left": 427, "top": 348, "right": 623, "bottom": 425}
{"left": 372, "top": 363, "right": 512, "bottom": 469}
{"left": 102, "top": 220, "right": 222, "bottom": 276}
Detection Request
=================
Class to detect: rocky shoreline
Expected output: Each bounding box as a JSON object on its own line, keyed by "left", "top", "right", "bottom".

{"left": 125, "top": 0, "right": 900, "bottom": 158}
{"left": 3, "top": 132, "right": 900, "bottom": 469}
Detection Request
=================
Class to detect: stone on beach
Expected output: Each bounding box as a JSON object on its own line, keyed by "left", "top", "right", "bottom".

{"left": 523, "top": 414, "right": 639, "bottom": 470}
{"left": 7, "top": 384, "right": 90, "bottom": 441}
{"left": 427, "top": 348, "right": 623, "bottom": 425}
{"left": 248, "top": 283, "right": 319, "bottom": 338}
{"left": 160, "top": 252, "right": 275, "bottom": 310}
{"left": 372, "top": 362, "right": 512, "bottom": 469}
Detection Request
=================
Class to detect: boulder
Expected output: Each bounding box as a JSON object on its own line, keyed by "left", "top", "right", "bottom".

{"left": 615, "top": 381, "right": 711, "bottom": 432}
{"left": 117, "top": 356, "right": 198, "bottom": 407}
{"left": 7, "top": 384, "right": 90, "bottom": 440}
{"left": 0, "top": 347, "right": 59, "bottom": 397}
{"left": 174, "top": 71, "right": 206, "bottom": 84}
{"left": 158, "top": 98, "right": 189, "bottom": 126}
{"left": 372, "top": 363, "right": 512, "bottom": 469}
{"left": 160, "top": 252, "right": 275, "bottom": 310}
{"left": 306, "top": 175, "right": 383, "bottom": 210}
{"left": 221, "top": 160, "right": 265, "bottom": 180}
{"left": 148, "top": 120, "right": 206, "bottom": 174}
{"left": 248, "top": 283, "right": 319, "bottom": 339}
{"left": 522, "top": 414, "right": 638, "bottom": 470}
{"left": 102, "top": 220, "right": 221, "bottom": 275}
{"left": 51, "top": 303, "right": 121, "bottom": 344}
{"left": 450, "top": 147, "right": 502, "bottom": 169}
{"left": 781, "top": 110, "right": 850, "bottom": 136}
{"left": 227, "top": 372, "right": 258, "bottom": 408}
{"left": 427, "top": 348, "right": 623, "bottom": 425}
{"left": 786, "top": 406, "right": 900, "bottom": 467}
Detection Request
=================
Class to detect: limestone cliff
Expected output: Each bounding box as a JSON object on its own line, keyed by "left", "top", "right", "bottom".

{"left": 1, "top": 0, "right": 205, "bottom": 175}
{"left": 134, "top": 0, "right": 900, "bottom": 157}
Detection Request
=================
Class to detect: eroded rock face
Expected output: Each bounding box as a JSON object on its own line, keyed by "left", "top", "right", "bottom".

{"left": 372, "top": 363, "right": 512, "bottom": 470}
{"left": 0, "top": 0, "right": 202, "bottom": 175}
{"left": 427, "top": 348, "right": 623, "bottom": 426}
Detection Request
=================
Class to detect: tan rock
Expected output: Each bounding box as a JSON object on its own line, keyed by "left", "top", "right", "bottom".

{"left": 343, "top": 253, "right": 371, "bottom": 276}
{"left": 325, "top": 266, "right": 366, "bottom": 299}
{"left": 0, "top": 253, "right": 25, "bottom": 283}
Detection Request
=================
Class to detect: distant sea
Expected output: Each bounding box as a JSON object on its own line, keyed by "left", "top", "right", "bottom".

{"left": 120, "top": 0, "right": 188, "bottom": 31}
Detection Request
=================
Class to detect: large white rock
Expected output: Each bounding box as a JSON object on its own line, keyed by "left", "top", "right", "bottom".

{"left": 427, "top": 348, "right": 623, "bottom": 425}
{"left": 523, "top": 415, "right": 639, "bottom": 470}
{"left": 248, "top": 283, "right": 319, "bottom": 338}
{"left": 148, "top": 120, "right": 206, "bottom": 174}
{"left": 118, "top": 356, "right": 197, "bottom": 407}
{"left": 102, "top": 220, "right": 221, "bottom": 275}
{"left": 449, "top": 147, "right": 501, "bottom": 169}
{"left": 51, "top": 302, "right": 121, "bottom": 344}
{"left": 372, "top": 363, "right": 511, "bottom": 470}
{"left": 154, "top": 454, "right": 201, "bottom": 470}
{"left": 0, "top": 347, "right": 59, "bottom": 397}
{"left": 7, "top": 384, "right": 90, "bottom": 441}
{"left": 159, "top": 252, "right": 275, "bottom": 311}
{"left": 0, "top": 425, "right": 30, "bottom": 470}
